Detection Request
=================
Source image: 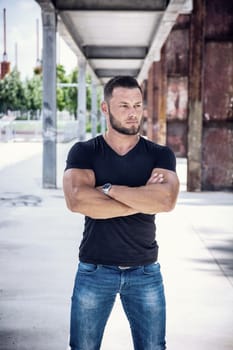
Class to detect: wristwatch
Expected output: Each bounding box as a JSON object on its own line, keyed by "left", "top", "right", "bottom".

{"left": 102, "top": 183, "right": 112, "bottom": 196}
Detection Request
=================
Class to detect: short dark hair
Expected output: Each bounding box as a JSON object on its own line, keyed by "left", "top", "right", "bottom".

{"left": 104, "top": 75, "right": 142, "bottom": 102}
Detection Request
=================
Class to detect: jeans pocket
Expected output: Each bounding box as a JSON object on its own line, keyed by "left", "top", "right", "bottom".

{"left": 78, "top": 262, "right": 98, "bottom": 274}
{"left": 143, "top": 262, "right": 160, "bottom": 275}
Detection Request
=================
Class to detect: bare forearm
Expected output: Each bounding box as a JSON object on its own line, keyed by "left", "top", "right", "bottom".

{"left": 109, "top": 181, "right": 178, "bottom": 214}
{"left": 64, "top": 186, "right": 138, "bottom": 219}
{"left": 109, "top": 185, "right": 163, "bottom": 214}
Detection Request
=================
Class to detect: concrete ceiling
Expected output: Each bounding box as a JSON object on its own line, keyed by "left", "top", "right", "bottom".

{"left": 36, "top": 0, "right": 192, "bottom": 85}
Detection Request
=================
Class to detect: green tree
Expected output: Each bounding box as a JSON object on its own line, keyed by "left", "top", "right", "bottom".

{"left": 86, "top": 72, "right": 92, "bottom": 111}
{"left": 0, "top": 69, "right": 26, "bottom": 113}
{"left": 67, "top": 68, "right": 78, "bottom": 119}
{"left": 0, "top": 64, "right": 96, "bottom": 120}
{"left": 65, "top": 68, "right": 93, "bottom": 119}
{"left": 24, "top": 74, "right": 42, "bottom": 117}
{"left": 0, "top": 78, "right": 5, "bottom": 114}
{"left": 56, "top": 64, "right": 69, "bottom": 111}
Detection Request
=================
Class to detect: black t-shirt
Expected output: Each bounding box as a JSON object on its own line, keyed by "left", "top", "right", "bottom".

{"left": 65, "top": 135, "right": 176, "bottom": 266}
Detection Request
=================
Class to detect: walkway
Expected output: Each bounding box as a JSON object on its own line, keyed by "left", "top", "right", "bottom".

{"left": 0, "top": 141, "right": 232, "bottom": 350}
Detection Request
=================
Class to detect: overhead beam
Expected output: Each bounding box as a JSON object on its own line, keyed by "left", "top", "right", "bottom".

{"left": 137, "top": 0, "right": 193, "bottom": 83}
{"left": 54, "top": 0, "right": 168, "bottom": 11}
{"left": 57, "top": 13, "right": 100, "bottom": 84}
{"left": 36, "top": 0, "right": 55, "bottom": 11}
{"left": 95, "top": 68, "right": 139, "bottom": 77}
{"left": 83, "top": 46, "right": 148, "bottom": 59}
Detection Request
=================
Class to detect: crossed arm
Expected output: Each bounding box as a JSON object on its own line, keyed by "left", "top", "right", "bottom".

{"left": 63, "top": 167, "right": 179, "bottom": 219}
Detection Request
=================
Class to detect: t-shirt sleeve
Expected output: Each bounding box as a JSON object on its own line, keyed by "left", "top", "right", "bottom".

{"left": 155, "top": 146, "right": 176, "bottom": 172}
{"left": 65, "top": 142, "right": 93, "bottom": 170}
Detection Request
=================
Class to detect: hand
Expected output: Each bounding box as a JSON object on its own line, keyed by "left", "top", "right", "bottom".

{"left": 146, "top": 172, "right": 165, "bottom": 185}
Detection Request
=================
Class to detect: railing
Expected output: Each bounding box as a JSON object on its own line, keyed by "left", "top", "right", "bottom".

{"left": 0, "top": 118, "right": 79, "bottom": 143}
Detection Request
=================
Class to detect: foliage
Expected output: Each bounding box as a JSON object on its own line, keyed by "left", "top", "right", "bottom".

{"left": 86, "top": 120, "right": 101, "bottom": 133}
{"left": 66, "top": 68, "right": 78, "bottom": 118}
{"left": 0, "top": 64, "right": 98, "bottom": 119}
{"left": 86, "top": 72, "right": 92, "bottom": 111}
{"left": 0, "top": 69, "right": 27, "bottom": 114}
{"left": 24, "top": 75, "right": 42, "bottom": 118}
{"left": 56, "top": 64, "right": 69, "bottom": 112}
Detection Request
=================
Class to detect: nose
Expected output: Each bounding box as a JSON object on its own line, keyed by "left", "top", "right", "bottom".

{"left": 128, "top": 106, "right": 137, "bottom": 117}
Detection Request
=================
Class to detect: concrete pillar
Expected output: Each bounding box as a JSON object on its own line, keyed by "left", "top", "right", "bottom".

{"left": 187, "top": 0, "right": 205, "bottom": 191}
{"left": 101, "top": 89, "right": 106, "bottom": 134}
{"left": 41, "top": 4, "right": 57, "bottom": 188}
{"left": 146, "top": 59, "right": 167, "bottom": 145}
{"left": 158, "top": 46, "right": 167, "bottom": 146}
{"left": 77, "top": 58, "right": 86, "bottom": 141}
{"left": 91, "top": 81, "right": 98, "bottom": 137}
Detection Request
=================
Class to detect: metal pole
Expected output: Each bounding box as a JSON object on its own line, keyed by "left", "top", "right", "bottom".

{"left": 41, "top": 6, "right": 57, "bottom": 188}
{"left": 101, "top": 89, "right": 106, "bottom": 134}
{"left": 91, "top": 81, "right": 98, "bottom": 137}
{"left": 3, "top": 8, "right": 7, "bottom": 61}
{"left": 77, "top": 58, "right": 87, "bottom": 141}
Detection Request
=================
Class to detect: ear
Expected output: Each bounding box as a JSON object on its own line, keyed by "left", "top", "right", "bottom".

{"left": 101, "top": 101, "right": 108, "bottom": 115}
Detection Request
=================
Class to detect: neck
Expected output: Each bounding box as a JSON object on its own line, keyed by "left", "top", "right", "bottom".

{"left": 104, "top": 130, "right": 140, "bottom": 156}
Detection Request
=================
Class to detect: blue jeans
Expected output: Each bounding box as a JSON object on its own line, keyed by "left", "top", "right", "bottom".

{"left": 70, "top": 262, "right": 166, "bottom": 350}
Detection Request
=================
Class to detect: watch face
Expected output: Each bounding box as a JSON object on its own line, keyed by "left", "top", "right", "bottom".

{"left": 102, "top": 183, "right": 112, "bottom": 194}
{"left": 103, "top": 183, "right": 110, "bottom": 190}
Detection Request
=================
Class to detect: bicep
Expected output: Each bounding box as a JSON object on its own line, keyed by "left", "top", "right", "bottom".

{"left": 149, "top": 168, "right": 180, "bottom": 208}
{"left": 151, "top": 167, "right": 179, "bottom": 182}
{"left": 63, "top": 168, "right": 137, "bottom": 217}
{"left": 63, "top": 168, "right": 96, "bottom": 199}
{"left": 153, "top": 167, "right": 179, "bottom": 189}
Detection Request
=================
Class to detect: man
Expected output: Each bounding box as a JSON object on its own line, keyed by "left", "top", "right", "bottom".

{"left": 63, "top": 75, "right": 179, "bottom": 350}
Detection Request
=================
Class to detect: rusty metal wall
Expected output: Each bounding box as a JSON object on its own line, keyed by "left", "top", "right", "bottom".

{"left": 166, "top": 77, "right": 188, "bottom": 156}
{"left": 167, "top": 77, "right": 188, "bottom": 121}
{"left": 144, "top": 0, "right": 233, "bottom": 190}
{"left": 204, "top": 43, "right": 233, "bottom": 121}
{"left": 167, "top": 121, "right": 187, "bottom": 156}
{"left": 145, "top": 61, "right": 166, "bottom": 144}
{"left": 165, "top": 15, "right": 190, "bottom": 157}
{"left": 205, "top": 0, "right": 233, "bottom": 41}
{"left": 146, "top": 63, "right": 156, "bottom": 141}
{"left": 166, "top": 15, "right": 190, "bottom": 76}
{"left": 202, "top": 125, "right": 233, "bottom": 190}
{"left": 202, "top": 0, "right": 233, "bottom": 190}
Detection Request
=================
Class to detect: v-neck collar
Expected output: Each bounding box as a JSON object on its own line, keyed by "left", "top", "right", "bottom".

{"left": 101, "top": 134, "right": 142, "bottom": 157}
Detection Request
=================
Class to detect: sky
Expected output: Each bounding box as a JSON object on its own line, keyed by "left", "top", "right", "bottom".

{"left": 0, "top": 0, "right": 77, "bottom": 80}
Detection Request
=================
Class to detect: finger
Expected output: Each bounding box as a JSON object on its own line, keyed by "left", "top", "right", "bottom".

{"left": 147, "top": 173, "right": 164, "bottom": 184}
{"left": 151, "top": 173, "right": 164, "bottom": 181}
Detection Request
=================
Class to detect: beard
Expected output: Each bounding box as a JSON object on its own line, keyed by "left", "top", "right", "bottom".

{"left": 109, "top": 109, "right": 141, "bottom": 136}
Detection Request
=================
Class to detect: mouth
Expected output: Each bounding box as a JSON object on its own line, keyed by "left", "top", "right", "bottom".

{"left": 126, "top": 120, "right": 138, "bottom": 125}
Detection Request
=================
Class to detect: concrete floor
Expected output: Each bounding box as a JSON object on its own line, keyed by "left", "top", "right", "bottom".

{"left": 0, "top": 141, "right": 232, "bottom": 350}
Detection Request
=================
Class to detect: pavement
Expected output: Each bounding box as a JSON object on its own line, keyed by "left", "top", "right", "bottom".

{"left": 0, "top": 140, "right": 232, "bottom": 350}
